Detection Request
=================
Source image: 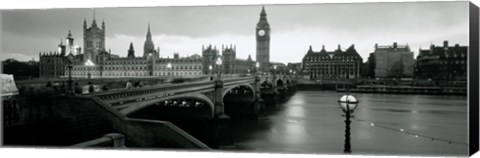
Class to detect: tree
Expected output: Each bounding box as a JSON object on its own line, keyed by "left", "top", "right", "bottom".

{"left": 2, "top": 58, "right": 39, "bottom": 80}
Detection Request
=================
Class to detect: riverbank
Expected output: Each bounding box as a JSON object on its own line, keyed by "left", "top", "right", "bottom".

{"left": 297, "top": 83, "right": 467, "bottom": 95}
{"left": 338, "top": 85, "right": 467, "bottom": 95}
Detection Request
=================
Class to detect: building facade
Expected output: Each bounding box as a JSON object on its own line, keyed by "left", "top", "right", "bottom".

{"left": 83, "top": 18, "right": 105, "bottom": 63}
{"left": 371, "top": 42, "right": 415, "bottom": 78}
{"left": 40, "top": 18, "right": 203, "bottom": 79}
{"left": 202, "top": 44, "right": 254, "bottom": 75}
{"left": 256, "top": 6, "right": 270, "bottom": 72}
{"left": 68, "top": 22, "right": 202, "bottom": 78}
{"left": 40, "top": 17, "right": 258, "bottom": 79}
{"left": 234, "top": 55, "right": 254, "bottom": 74}
{"left": 39, "top": 30, "right": 82, "bottom": 78}
{"left": 415, "top": 41, "right": 467, "bottom": 80}
{"left": 286, "top": 62, "right": 302, "bottom": 75}
{"left": 302, "top": 44, "right": 363, "bottom": 79}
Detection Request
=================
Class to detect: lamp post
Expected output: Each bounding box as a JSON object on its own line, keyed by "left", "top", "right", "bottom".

{"left": 67, "top": 64, "right": 73, "bottom": 94}
{"left": 216, "top": 57, "right": 222, "bottom": 79}
{"left": 273, "top": 65, "right": 277, "bottom": 82}
{"left": 338, "top": 94, "right": 359, "bottom": 153}
{"left": 255, "top": 62, "right": 260, "bottom": 75}
{"left": 167, "top": 62, "right": 172, "bottom": 80}
{"left": 85, "top": 59, "right": 95, "bottom": 79}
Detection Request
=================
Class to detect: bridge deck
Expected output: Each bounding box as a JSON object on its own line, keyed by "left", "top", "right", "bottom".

{"left": 82, "top": 77, "right": 258, "bottom": 115}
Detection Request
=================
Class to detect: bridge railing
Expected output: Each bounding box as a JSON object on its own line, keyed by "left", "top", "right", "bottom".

{"left": 70, "top": 133, "right": 126, "bottom": 148}
{"left": 56, "top": 96, "right": 211, "bottom": 149}
{"left": 85, "top": 76, "right": 256, "bottom": 102}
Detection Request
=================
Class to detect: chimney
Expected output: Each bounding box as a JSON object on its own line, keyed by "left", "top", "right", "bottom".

{"left": 393, "top": 42, "right": 397, "bottom": 48}
{"left": 443, "top": 41, "right": 449, "bottom": 48}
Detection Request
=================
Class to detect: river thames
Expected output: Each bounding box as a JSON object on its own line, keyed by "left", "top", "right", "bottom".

{"left": 230, "top": 91, "right": 468, "bottom": 156}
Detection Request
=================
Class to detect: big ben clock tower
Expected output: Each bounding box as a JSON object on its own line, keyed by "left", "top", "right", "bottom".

{"left": 256, "top": 6, "right": 270, "bottom": 72}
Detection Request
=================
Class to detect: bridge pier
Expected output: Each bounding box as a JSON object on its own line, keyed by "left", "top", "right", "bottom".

{"left": 253, "top": 75, "right": 266, "bottom": 118}
{"left": 212, "top": 79, "right": 234, "bottom": 149}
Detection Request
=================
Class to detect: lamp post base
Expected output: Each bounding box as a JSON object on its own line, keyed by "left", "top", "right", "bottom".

{"left": 344, "top": 111, "right": 352, "bottom": 153}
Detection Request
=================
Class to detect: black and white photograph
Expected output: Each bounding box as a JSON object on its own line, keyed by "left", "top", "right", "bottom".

{"left": 1, "top": 0, "right": 479, "bottom": 157}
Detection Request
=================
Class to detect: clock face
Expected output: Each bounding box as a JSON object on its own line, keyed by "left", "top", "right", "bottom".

{"left": 258, "top": 30, "right": 266, "bottom": 36}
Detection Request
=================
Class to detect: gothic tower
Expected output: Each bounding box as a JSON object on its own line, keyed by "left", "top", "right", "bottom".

{"left": 128, "top": 42, "right": 135, "bottom": 58}
{"left": 256, "top": 6, "right": 270, "bottom": 72}
{"left": 202, "top": 44, "right": 219, "bottom": 74}
{"left": 222, "top": 44, "right": 236, "bottom": 74}
{"left": 65, "top": 30, "right": 75, "bottom": 55}
{"left": 143, "top": 24, "right": 158, "bottom": 59}
{"left": 83, "top": 12, "right": 106, "bottom": 63}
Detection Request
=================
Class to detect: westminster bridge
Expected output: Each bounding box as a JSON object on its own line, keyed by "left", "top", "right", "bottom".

{"left": 4, "top": 74, "right": 298, "bottom": 149}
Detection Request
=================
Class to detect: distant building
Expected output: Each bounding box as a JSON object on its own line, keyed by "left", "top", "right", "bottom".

{"left": 234, "top": 55, "right": 254, "bottom": 74}
{"left": 415, "top": 41, "right": 467, "bottom": 80}
{"left": 39, "top": 16, "right": 258, "bottom": 79}
{"left": 39, "top": 30, "right": 81, "bottom": 78}
{"left": 270, "top": 62, "right": 287, "bottom": 75}
{"left": 69, "top": 22, "right": 202, "bottom": 78}
{"left": 256, "top": 6, "right": 270, "bottom": 72}
{"left": 202, "top": 45, "right": 220, "bottom": 75}
{"left": 364, "top": 53, "right": 376, "bottom": 78}
{"left": 360, "top": 61, "right": 370, "bottom": 79}
{"left": 222, "top": 45, "right": 236, "bottom": 74}
{"left": 370, "top": 42, "right": 415, "bottom": 78}
{"left": 202, "top": 44, "right": 254, "bottom": 75}
{"left": 286, "top": 62, "right": 302, "bottom": 75}
{"left": 40, "top": 18, "right": 202, "bottom": 79}
{"left": 302, "top": 44, "right": 363, "bottom": 79}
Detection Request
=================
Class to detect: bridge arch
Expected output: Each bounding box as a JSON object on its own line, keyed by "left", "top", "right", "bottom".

{"left": 222, "top": 84, "right": 255, "bottom": 99}
{"left": 124, "top": 93, "right": 215, "bottom": 119}
{"left": 276, "top": 79, "right": 285, "bottom": 87}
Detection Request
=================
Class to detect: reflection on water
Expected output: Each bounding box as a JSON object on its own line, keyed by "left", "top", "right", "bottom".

{"left": 371, "top": 108, "right": 466, "bottom": 115}
{"left": 230, "top": 91, "right": 468, "bottom": 156}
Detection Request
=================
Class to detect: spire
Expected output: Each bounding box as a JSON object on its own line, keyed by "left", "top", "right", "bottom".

{"left": 261, "top": 6, "right": 266, "bottom": 16}
{"left": 128, "top": 42, "right": 135, "bottom": 58}
{"left": 91, "top": 8, "right": 97, "bottom": 28}
{"left": 146, "top": 24, "right": 152, "bottom": 40}
{"left": 148, "top": 23, "right": 151, "bottom": 33}
{"left": 307, "top": 45, "right": 313, "bottom": 54}
{"left": 102, "top": 20, "right": 105, "bottom": 29}
{"left": 129, "top": 42, "right": 134, "bottom": 50}
{"left": 83, "top": 18, "right": 87, "bottom": 29}
{"left": 257, "top": 6, "right": 269, "bottom": 28}
{"left": 67, "top": 30, "right": 72, "bottom": 38}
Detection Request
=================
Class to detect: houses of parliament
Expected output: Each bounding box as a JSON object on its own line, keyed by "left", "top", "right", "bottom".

{"left": 38, "top": 7, "right": 272, "bottom": 79}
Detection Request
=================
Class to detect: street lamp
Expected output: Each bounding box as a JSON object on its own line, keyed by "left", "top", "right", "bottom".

{"left": 85, "top": 59, "right": 95, "bottom": 79}
{"left": 338, "top": 94, "right": 359, "bottom": 153}
{"left": 273, "top": 65, "right": 277, "bottom": 80}
{"left": 255, "top": 62, "right": 260, "bottom": 75}
{"left": 67, "top": 63, "right": 73, "bottom": 94}
{"left": 166, "top": 62, "right": 172, "bottom": 76}
{"left": 208, "top": 65, "right": 213, "bottom": 80}
{"left": 216, "top": 57, "right": 222, "bottom": 79}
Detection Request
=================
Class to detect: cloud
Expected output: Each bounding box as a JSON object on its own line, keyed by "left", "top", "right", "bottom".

{"left": 2, "top": 1, "right": 470, "bottom": 63}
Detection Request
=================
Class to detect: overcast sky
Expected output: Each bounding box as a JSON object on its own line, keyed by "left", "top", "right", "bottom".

{"left": 1, "top": 1, "right": 469, "bottom": 63}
